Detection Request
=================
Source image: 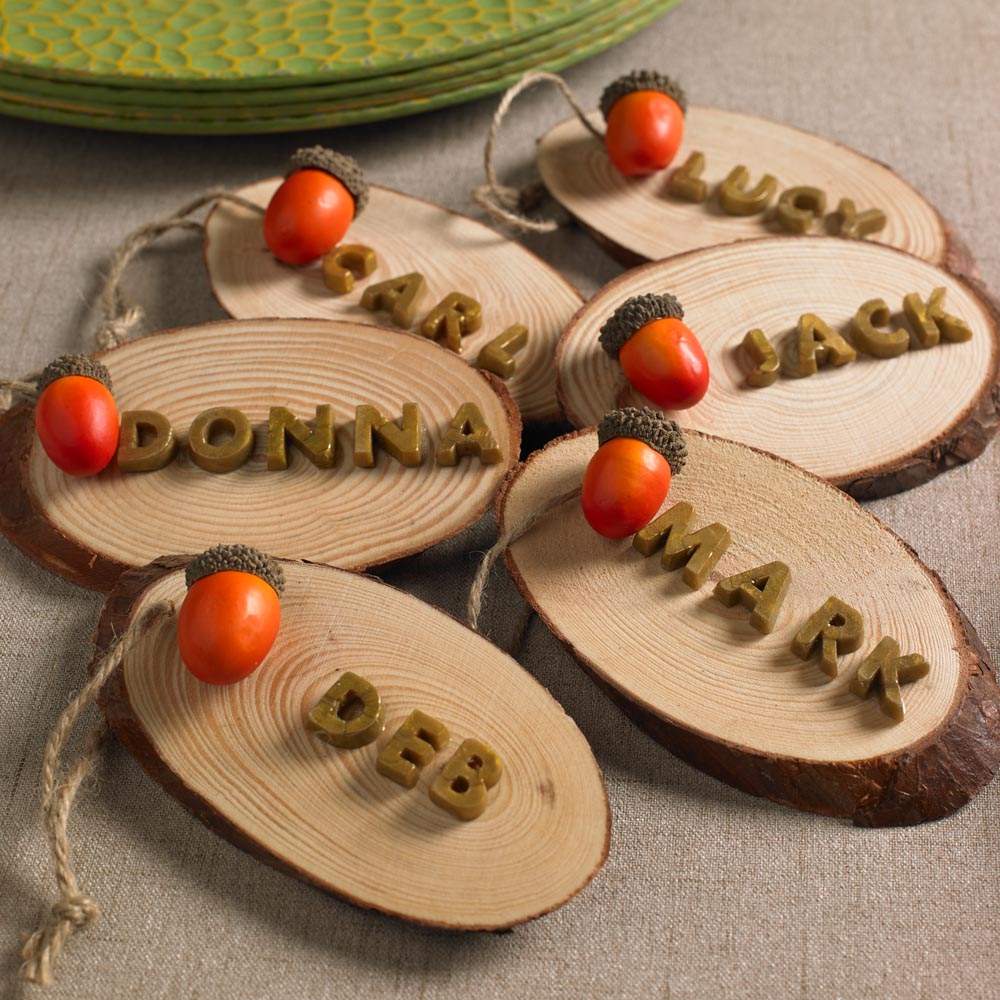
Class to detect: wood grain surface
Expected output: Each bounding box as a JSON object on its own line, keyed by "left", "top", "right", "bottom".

{"left": 555, "top": 237, "right": 1000, "bottom": 498}
{"left": 93, "top": 557, "right": 610, "bottom": 928}
{"left": 497, "top": 429, "right": 1000, "bottom": 825}
{"left": 0, "top": 319, "right": 520, "bottom": 590}
{"left": 205, "top": 181, "right": 584, "bottom": 423}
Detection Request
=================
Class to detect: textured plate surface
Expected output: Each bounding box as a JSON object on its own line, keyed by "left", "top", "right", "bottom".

{"left": 0, "top": 1, "right": 677, "bottom": 132}
{"left": 0, "top": 0, "right": 659, "bottom": 118}
{"left": 1, "top": 0, "right": 607, "bottom": 88}
{"left": 0, "top": 0, "right": 633, "bottom": 106}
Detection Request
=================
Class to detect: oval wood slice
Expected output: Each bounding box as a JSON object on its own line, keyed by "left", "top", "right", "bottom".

{"left": 557, "top": 237, "right": 1000, "bottom": 498}
{"left": 204, "top": 181, "right": 584, "bottom": 423}
{"left": 536, "top": 105, "right": 975, "bottom": 273}
{"left": 0, "top": 318, "right": 520, "bottom": 590}
{"left": 497, "top": 429, "right": 1000, "bottom": 827}
{"left": 94, "top": 557, "right": 610, "bottom": 928}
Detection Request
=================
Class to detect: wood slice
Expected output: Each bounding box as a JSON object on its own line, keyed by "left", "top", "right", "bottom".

{"left": 536, "top": 105, "right": 974, "bottom": 274}
{"left": 556, "top": 237, "right": 1000, "bottom": 498}
{"left": 93, "top": 557, "right": 610, "bottom": 928}
{"left": 204, "top": 181, "right": 584, "bottom": 423}
{"left": 497, "top": 429, "right": 1000, "bottom": 827}
{"left": 0, "top": 318, "right": 520, "bottom": 590}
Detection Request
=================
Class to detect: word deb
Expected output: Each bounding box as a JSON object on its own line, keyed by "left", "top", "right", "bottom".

{"left": 307, "top": 671, "right": 502, "bottom": 822}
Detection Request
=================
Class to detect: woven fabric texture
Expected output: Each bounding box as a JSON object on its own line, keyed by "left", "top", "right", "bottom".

{"left": 1, "top": 1, "right": 998, "bottom": 997}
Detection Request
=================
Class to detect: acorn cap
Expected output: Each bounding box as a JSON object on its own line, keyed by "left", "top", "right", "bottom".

{"left": 185, "top": 544, "right": 286, "bottom": 597}
{"left": 36, "top": 354, "right": 113, "bottom": 394}
{"left": 288, "top": 146, "right": 369, "bottom": 216}
{"left": 600, "top": 70, "right": 688, "bottom": 121}
{"left": 598, "top": 407, "right": 687, "bottom": 474}
{"left": 598, "top": 292, "right": 684, "bottom": 359}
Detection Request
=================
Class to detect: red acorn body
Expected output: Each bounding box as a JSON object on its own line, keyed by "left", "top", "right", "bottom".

{"left": 600, "top": 292, "right": 710, "bottom": 410}
{"left": 264, "top": 147, "right": 369, "bottom": 266}
{"left": 601, "top": 71, "right": 687, "bottom": 177}
{"left": 34, "top": 356, "right": 118, "bottom": 477}
{"left": 581, "top": 408, "right": 687, "bottom": 539}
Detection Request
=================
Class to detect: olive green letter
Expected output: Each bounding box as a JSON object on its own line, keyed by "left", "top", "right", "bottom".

{"left": 267, "top": 405, "right": 336, "bottom": 470}
{"left": 429, "top": 738, "right": 503, "bottom": 821}
{"left": 713, "top": 561, "right": 791, "bottom": 634}
{"left": 118, "top": 410, "right": 177, "bottom": 473}
{"left": 307, "top": 672, "right": 384, "bottom": 749}
{"left": 633, "top": 501, "right": 732, "bottom": 590}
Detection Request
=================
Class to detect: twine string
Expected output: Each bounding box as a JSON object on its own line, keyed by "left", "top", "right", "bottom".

{"left": 504, "top": 598, "right": 538, "bottom": 661}
{"left": 95, "top": 189, "right": 263, "bottom": 350}
{"left": 20, "top": 600, "right": 176, "bottom": 988}
{"left": 466, "top": 487, "right": 581, "bottom": 634}
{"left": 471, "top": 71, "right": 604, "bottom": 234}
{"left": 0, "top": 376, "right": 40, "bottom": 412}
{"left": 1, "top": 189, "right": 263, "bottom": 412}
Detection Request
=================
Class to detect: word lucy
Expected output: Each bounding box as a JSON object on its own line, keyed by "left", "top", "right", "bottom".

{"left": 116, "top": 401, "right": 503, "bottom": 474}
{"left": 307, "top": 671, "right": 502, "bottom": 821}
{"left": 633, "top": 500, "right": 929, "bottom": 721}
{"left": 669, "top": 150, "right": 886, "bottom": 238}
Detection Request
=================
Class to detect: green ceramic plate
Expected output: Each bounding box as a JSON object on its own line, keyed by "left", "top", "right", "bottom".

{"left": 1, "top": 0, "right": 610, "bottom": 89}
{"left": 0, "top": 1, "right": 678, "bottom": 132}
{"left": 0, "top": 0, "right": 638, "bottom": 109}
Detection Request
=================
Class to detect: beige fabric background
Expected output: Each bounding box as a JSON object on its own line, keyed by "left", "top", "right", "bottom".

{"left": 2, "top": 1, "right": 998, "bottom": 997}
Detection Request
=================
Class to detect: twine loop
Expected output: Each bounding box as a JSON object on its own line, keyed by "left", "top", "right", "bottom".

{"left": 94, "top": 189, "right": 262, "bottom": 351}
{"left": 20, "top": 599, "right": 175, "bottom": 987}
{"left": 2, "top": 189, "right": 262, "bottom": 412}
{"left": 472, "top": 71, "right": 604, "bottom": 233}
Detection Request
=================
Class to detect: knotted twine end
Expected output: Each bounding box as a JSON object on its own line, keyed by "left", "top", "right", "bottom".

{"left": 20, "top": 893, "right": 101, "bottom": 988}
{"left": 94, "top": 305, "right": 145, "bottom": 352}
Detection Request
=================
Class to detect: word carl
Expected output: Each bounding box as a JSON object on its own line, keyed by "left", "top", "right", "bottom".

{"left": 322, "top": 243, "right": 529, "bottom": 379}
{"left": 116, "top": 401, "right": 503, "bottom": 474}
{"left": 741, "top": 287, "right": 972, "bottom": 387}
{"left": 632, "top": 500, "right": 929, "bottom": 721}
{"left": 668, "top": 150, "right": 887, "bottom": 239}
{"left": 307, "top": 671, "right": 502, "bottom": 821}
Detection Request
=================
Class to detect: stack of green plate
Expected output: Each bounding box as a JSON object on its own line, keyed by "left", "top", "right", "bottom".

{"left": 0, "top": 0, "right": 681, "bottom": 134}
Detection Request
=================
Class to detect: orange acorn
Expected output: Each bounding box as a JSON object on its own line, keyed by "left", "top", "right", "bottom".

{"left": 264, "top": 146, "right": 369, "bottom": 266}
{"left": 600, "top": 70, "right": 687, "bottom": 177}
{"left": 34, "top": 355, "right": 119, "bottom": 477}
{"left": 600, "top": 293, "right": 710, "bottom": 410}
{"left": 581, "top": 408, "right": 687, "bottom": 539}
{"left": 177, "top": 544, "right": 284, "bottom": 685}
